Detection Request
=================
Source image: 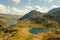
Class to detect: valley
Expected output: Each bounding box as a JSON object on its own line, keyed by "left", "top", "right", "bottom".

{"left": 0, "top": 7, "right": 60, "bottom": 40}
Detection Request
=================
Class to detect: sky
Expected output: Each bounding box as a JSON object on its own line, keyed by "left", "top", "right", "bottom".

{"left": 0, "top": 0, "right": 60, "bottom": 15}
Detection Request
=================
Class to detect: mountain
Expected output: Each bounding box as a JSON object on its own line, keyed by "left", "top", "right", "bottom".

{"left": 18, "top": 9, "right": 60, "bottom": 28}
{"left": 44, "top": 7, "right": 60, "bottom": 22}
{"left": 19, "top": 10, "right": 45, "bottom": 24}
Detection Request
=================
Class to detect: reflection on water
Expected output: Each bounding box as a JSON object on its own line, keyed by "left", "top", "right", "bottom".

{"left": 29, "top": 28, "right": 48, "bottom": 34}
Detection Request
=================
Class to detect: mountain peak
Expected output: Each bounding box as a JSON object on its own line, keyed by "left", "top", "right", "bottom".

{"left": 29, "top": 10, "right": 40, "bottom": 13}
{"left": 19, "top": 10, "right": 42, "bottom": 20}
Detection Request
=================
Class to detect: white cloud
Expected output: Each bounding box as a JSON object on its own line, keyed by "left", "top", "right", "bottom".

{"left": 44, "top": 0, "right": 53, "bottom": 3}
{"left": 39, "top": 0, "right": 41, "bottom": 2}
{"left": 11, "top": 7, "right": 22, "bottom": 15}
{"left": 48, "top": 0, "right": 53, "bottom": 3}
{"left": 25, "top": 6, "right": 34, "bottom": 10}
{"left": 11, "top": 7, "right": 29, "bottom": 15}
{"left": 34, "top": 6, "right": 48, "bottom": 13}
{"left": 25, "top": 6, "right": 49, "bottom": 13}
{"left": 0, "top": 4, "right": 29, "bottom": 15}
{"left": 51, "top": 5, "right": 60, "bottom": 9}
{"left": 44, "top": 0, "right": 47, "bottom": 2}
{"left": 28, "top": 0, "right": 32, "bottom": 2}
{"left": 0, "top": 4, "right": 49, "bottom": 15}
{"left": 0, "top": 4, "right": 8, "bottom": 14}
{"left": 12, "top": 0, "right": 20, "bottom": 4}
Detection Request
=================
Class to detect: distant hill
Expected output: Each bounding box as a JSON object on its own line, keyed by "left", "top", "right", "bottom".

{"left": 0, "top": 13, "right": 22, "bottom": 20}
{"left": 0, "top": 13, "right": 22, "bottom": 28}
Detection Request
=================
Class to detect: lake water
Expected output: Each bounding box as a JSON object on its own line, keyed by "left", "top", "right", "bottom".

{"left": 29, "top": 28, "right": 48, "bottom": 34}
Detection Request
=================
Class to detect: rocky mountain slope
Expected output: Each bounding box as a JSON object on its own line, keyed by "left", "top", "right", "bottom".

{"left": 45, "top": 7, "right": 60, "bottom": 22}
{"left": 18, "top": 8, "right": 60, "bottom": 28}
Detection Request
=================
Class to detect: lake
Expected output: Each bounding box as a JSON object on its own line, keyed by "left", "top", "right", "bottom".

{"left": 29, "top": 28, "right": 48, "bottom": 34}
